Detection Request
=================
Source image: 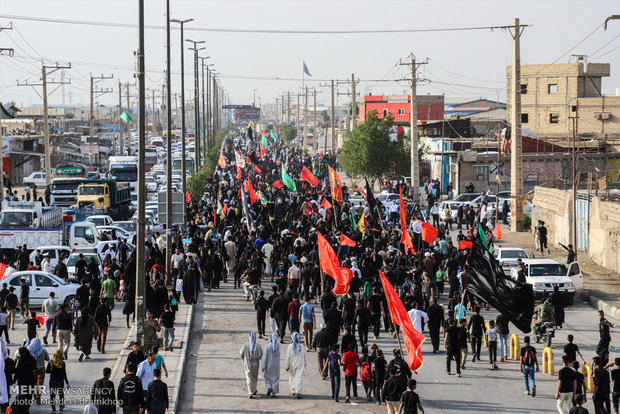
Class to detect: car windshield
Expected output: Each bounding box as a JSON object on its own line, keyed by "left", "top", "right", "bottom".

{"left": 502, "top": 250, "right": 528, "bottom": 259}
{"left": 52, "top": 183, "right": 79, "bottom": 192}
{"left": 67, "top": 254, "right": 98, "bottom": 266}
{"left": 88, "top": 218, "right": 106, "bottom": 226}
{"left": 78, "top": 186, "right": 104, "bottom": 195}
{"left": 0, "top": 212, "right": 32, "bottom": 227}
{"left": 529, "top": 264, "right": 565, "bottom": 276}
{"left": 454, "top": 194, "right": 478, "bottom": 202}
{"left": 115, "top": 222, "right": 136, "bottom": 232}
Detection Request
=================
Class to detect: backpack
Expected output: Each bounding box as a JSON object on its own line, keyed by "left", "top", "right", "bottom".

{"left": 360, "top": 362, "right": 372, "bottom": 382}
{"left": 522, "top": 346, "right": 535, "bottom": 366}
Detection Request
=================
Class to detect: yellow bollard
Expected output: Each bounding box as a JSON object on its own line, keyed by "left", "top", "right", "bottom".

{"left": 542, "top": 347, "right": 554, "bottom": 375}
{"left": 582, "top": 363, "right": 594, "bottom": 392}
{"left": 484, "top": 322, "right": 490, "bottom": 347}
{"left": 510, "top": 334, "right": 520, "bottom": 360}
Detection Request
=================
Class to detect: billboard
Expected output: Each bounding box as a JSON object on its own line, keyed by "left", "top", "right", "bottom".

{"left": 233, "top": 107, "right": 261, "bottom": 123}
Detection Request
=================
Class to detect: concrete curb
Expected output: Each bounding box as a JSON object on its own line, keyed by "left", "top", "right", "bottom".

{"left": 169, "top": 302, "right": 194, "bottom": 414}
{"left": 581, "top": 290, "right": 620, "bottom": 321}
{"left": 110, "top": 323, "right": 136, "bottom": 381}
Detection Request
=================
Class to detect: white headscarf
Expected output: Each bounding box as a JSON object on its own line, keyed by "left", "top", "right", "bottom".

{"left": 291, "top": 331, "right": 302, "bottom": 355}
{"left": 269, "top": 333, "right": 280, "bottom": 357}
{"left": 249, "top": 331, "right": 258, "bottom": 354}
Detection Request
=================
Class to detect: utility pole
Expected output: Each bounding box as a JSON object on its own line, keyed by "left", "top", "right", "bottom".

{"left": 126, "top": 84, "right": 131, "bottom": 155}
{"left": 331, "top": 80, "right": 335, "bottom": 152}
{"left": 275, "top": 98, "right": 279, "bottom": 124}
{"left": 200, "top": 57, "right": 208, "bottom": 161}
{"left": 89, "top": 73, "right": 113, "bottom": 166}
{"left": 186, "top": 40, "right": 205, "bottom": 173}
{"left": 0, "top": 24, "right": 14, "bottom": 204}
{"left": 508, "top": 17, "right": 527, "bottom": 232}
{"left": 350, "top": 73, "right": 356, "bottom": 131}
{"left": 212, "top": 76, "right": 217, "bottom": 141}
{"left": 303, "top": 87, "right": 308, "bottom": 151}
{"left": 118, "top": 81, "right": 123, "bottom": 155}
{"left": 570, "top": 115, "right": 579, "bottom": 259}
{"left": 313, "top": 88, "right": 317, "bottom": 152}
{"left": 135, "top": 0, "right": 146, "bottom": 347}
{"left": 287, "top": 91, "right": 291, "bottom": 125}
{"left": 296, "top": 93, "right": 300, "bottom": 144}
{"left": 18, "top": 62, "right": 71, "bottom": 186}
{"left": 165, "top": 0, "right": 173, "bottom": 283}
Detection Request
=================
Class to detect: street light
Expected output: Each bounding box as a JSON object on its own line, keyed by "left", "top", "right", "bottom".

{"left": 253, "top": 89, "right": 258, "bottom": 108}
{"left": 170, "top": 18, "right": 192, "bottom": 199}
{"left": 199, "top": 56, "right": 210, "bottom": 158}
{"left": 186, "top": 39, "right": 205, "bottom": 173}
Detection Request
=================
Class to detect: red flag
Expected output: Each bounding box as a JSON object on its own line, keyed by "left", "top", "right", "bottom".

{"left": 276, "top": 157, "right": 280, "bottom": 166}
{"left": 492, "top": 222, "right": 502, "bottom": 240}
{"left": 245, "top": 156, "right": 251, "bottom": 164}
{"left": 185, "top": 190, "right": 191, "bottom": 203}
{"left": 253, "top": 165, "right": 262, "bottom": 174}
{"left": 218, "top": 153, "right": 226, "bottom": 168}
{"left": 379, "top": 271, "right": 425, "bottom": 373}
{"left": 458, "top": 240, "right": 473, "bottom": 250}
{"left": 247, "top": 178, "right": 258, "bottom": 204}
{"left": 340, "top": 234, "right": 356, "bottom": 247}
{"left": 213, "top": 210, "right": 217, "bottom": 226}
{"left": 320, "top": 198, "right": 332, "bottom": 210}
{"left": 0, "top": 263, "right": 7, "bottom": 280}
{"left": 420, "top": 221, "right": 439, "bottom": 244}
{"left": 235, "top": 166, "right": 242, "bottom": 180}
{"left": 243, "top": 180, "right": 249, "bottom": 193}
{"left": 328, "top": 166, "right": 343, "bottom": 205}
{"left": 317, "top": 231, "right": 353, "bottom": 295}
{"left": 260, "top": 142, "right": 266, "bottom": 158}
{"left": 300, "top": 166, "right": 318, "bottom": 187}
{"left": 272, "top": 180, "right": 283, "bottom": 190}
{"left": 399, "top": 187, "right": 415, "bottom": 254}
{"left": 305, "top": 209, "right": 318, "bottom": 217}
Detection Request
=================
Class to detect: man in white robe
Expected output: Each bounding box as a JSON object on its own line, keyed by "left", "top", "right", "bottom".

{"left": 240, "top": 332, "right": 263, "bottom": 397}
{"left": 285, "top": 331, "right": 306, "bottom": 398}
{"left": 261, "top": 333, "right": 280, "bottom": 397}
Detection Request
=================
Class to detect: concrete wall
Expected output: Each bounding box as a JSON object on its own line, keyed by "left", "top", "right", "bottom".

{"left": 589, "top": 198, "right": 620, "bottom": 273}
{"left": 533, "top": 186, "right": 620, "bottom": 273}
{"left": 531, "top": 186, "right": 572, "bottom": 247}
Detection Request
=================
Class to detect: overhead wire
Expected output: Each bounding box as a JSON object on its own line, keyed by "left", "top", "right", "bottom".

{"left": 587, "top": 33, "right": 620, "bottom": 60}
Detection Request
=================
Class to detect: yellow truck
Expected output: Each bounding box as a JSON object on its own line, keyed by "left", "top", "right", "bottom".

{"left": 75, "top": 179, "right": 131, "bottom": 220}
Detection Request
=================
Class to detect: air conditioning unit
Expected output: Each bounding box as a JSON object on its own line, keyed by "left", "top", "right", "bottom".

{"left": 601, "top": 112, "right": 611, "bottom": 120}
{"left": 593, "top": 113, "right": 602, "bottom": 120}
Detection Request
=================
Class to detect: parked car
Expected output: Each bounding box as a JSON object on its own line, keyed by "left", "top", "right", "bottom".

{"left": 509, "top": 258, "right": 582, "bottom": 305}
{"left": 112, "top": 220, "right": 137, "bottom": 238}
{"left": 22, "top": 171, "right": 47, "bottom": 187}
{"left": 376, "top": 193, "right": 400, "bottom": 208}
{"left": 85, "top": 215, "right": 114, "bottom": 227}
{"left": 493, "top": 247, "right": 529, "bottom": 275}
{"left": 65, "top": 252, "right": 102, "bottom": 282}
{"left": 438, "top": 201, "right": 461, "bottom": 221}
{"left": 348, "top": 197, "right": 366, "bottom": 215}
{"left": 4, "top": 271, "right": 78, "bottom": 306}
{"left": 145, "top": 175, "right": 158, "bottom": 193}
{"left": 29, "top": 246, "right": 72, "bottom": 269}
{"left": 96, "top": 225, "right": 132, "bottom": 240}
{"left": 93, "top": 240, "right": 134, "bottom": 263}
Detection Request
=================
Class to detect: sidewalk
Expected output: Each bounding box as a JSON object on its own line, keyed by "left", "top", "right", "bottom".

{"left": 110, "top": 300, "right": 193, "bottom": 414}
{"left": 495, "top": 223, "right": 620, "bottom": 317}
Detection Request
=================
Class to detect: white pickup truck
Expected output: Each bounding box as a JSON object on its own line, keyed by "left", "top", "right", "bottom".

{"left": 0, "top": 201, "right": 100, "bottom": 251}
{"left": 510, "top": 258, "right": 583, "bottom": 305}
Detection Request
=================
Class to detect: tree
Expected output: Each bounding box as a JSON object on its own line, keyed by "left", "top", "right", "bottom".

{"left": 278, "top": 124, "right": 297, "bottom": 143}
{"left": 321, "top": 109, "right": 329, "bottom": 123}
{"left": 64, "top": 112, "right": 74, "bottom": 119}
{"left": 339, "top": 111, "right": 408, "bottom": 180}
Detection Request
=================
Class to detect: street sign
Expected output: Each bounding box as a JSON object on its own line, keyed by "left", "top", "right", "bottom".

{"left": 157, "top": 191, "right": 185, "bottom": 225}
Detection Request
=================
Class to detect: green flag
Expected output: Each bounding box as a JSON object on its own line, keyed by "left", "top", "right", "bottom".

{"left": 478, "top": 223, "right": 487, "bottom": 248}
{"left": 281, "top": 165, "right": 296, "bottom": 192}
{"left": 349, "top": 211, "right": 357, "bottom": 231}
{"left": 489, "top": 242, "right": 494, "bottom": 253}
{"left": 270, "top": 129, "right": 278, "bottom": 142}
{"left": 261, "top": 134, "right": 270, "bottom": 149}
{"left": 120, "top": 111, "right": 132, "bottom": 123}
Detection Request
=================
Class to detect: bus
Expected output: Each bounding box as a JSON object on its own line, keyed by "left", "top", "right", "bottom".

{"left": 172, "top": 157, "right": 195, "bottom": 175}
{"left": 163, "top": 130, "right": 176, "bottom": 144}
{"left": 145, "top": 145, "right": 158, "bottom": 172}
{"left": 108, "top": 156, "right": 138, "bottom": 192}
{"left": 50, "top": 164, "right": 88, "bottom": 207}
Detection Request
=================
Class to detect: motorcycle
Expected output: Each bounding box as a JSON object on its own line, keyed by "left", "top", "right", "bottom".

{"left": 246, "top": 284, "right": 260, "bottom": 304}
{"left": 534, "top": 321, "right": 555, "bottom": 347}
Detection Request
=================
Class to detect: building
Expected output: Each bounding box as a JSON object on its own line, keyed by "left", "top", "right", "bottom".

{"left": 506, "top": 61, "right": 620, "bottom": 138}
{"left": 357, "top": 94, "right": 444, "bottom": 126}
{"left": 445, "top": 99, "right": 506, "bottom": 120}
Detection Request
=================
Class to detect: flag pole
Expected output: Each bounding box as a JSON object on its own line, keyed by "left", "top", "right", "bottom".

{"left": 392, "top": 323, "right": 405, "bottom": 367}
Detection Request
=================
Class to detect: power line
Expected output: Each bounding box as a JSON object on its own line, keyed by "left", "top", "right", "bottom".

{"left": 590, "top": 44, "right": 620, "bottom": 60}
{"left": 550, "top": 22, "right": 604, "bottom": 65}
{"left": 0, "top": 13, "right": 530, "bottom": 35}
{"left": 587, "top": 33, "right": 620, "bottom": 60}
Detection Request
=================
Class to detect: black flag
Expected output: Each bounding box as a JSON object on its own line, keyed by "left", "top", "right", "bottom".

{"left": 365, "top": 178, "right": 379, "bottom": 223}
{"left": 466, "top": 234, "right": 534, "bottom": 333}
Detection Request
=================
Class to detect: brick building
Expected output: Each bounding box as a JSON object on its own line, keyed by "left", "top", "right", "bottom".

{"left": 506, "top": 62, "right": 620, "bottom": 138}
{"left": 357, "top": 94, "right": 444, "bottom": 126}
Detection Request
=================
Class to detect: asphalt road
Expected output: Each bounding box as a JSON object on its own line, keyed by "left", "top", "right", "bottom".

{"left": 178, "top": 276, "right": 618, "bottom": 413}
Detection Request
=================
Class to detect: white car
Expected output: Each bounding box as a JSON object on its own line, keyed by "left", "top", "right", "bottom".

{"left": 145, "top": 176, "right": 158, "bottom": 193}
{"left": 5, "top": 271, "right": 78, "bottom": 306}
{"left": 93, "top": 240, "right": 134, "bottom": 262}
{"left": 348, "top": 197, "right": 366, "bottom": 215}
{"left": 29, "top": 246, "right": 72, "bottom": 269}
{"left": 510, "top": 258, "right": 582, "bottom": 305}
{"left": 22, "top": 171, "right": 47, "bottom": 187}
{"left": 438, "top": 201, "right": 461, "bottom": 221}
{"left": 376, "top": 193, "right": 400, "bottom": 208}
{"left": 65, "top": 252, "right": 102, "bottom": 282}
{"left": 97, "top": 225, "right": 132, "bottom": 240}
{"left": 493, "top": 247, "right": 529, "bottom": 275}
{"left": 112, "top": 221, "right": 137, "bottom": 238}
{"left": 85, "top": 215, "right": 114, "bottom": 227}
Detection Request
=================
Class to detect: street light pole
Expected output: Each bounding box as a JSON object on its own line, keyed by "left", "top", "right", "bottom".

{"left": 186, "top": 39, "right": 205, "bottom": 173}
{"left": 253, "top": 89, "right": 258, "bottom": 108}
{"left": 171, "top": 18, "right": 193, "bottom": 198}
{"left": 135, "top": 0, "right": 146, "bottom": 346}
{"left": 165, "top": 0, "right": 173, "bottom": 282}
{"left": 199, "top": 57, "right": 210, "bottom": 163}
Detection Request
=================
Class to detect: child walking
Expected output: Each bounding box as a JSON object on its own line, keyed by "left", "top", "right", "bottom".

{"left": 323, "top": 344, "right": 342, "bottom": 403}
{"left": 486, "top": 320, "right": 499, "bottom": 370}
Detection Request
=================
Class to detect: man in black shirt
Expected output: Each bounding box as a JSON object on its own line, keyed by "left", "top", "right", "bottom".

{"left": 146, "top": 368, "right": 169, "bottom": 413}
{"left": 3, "top": 287, "right": 18, "bottom": 330}
{"left": 0, "top": 283, "right": 9, "bottom": 308}
{"left": 386, "top": 349, "right": 412, "bottom": 393}
{"left": 368, "top": 288, "right": 384, "bottom": 340}
{"left": 117, "top": 363, "right": 144, "bottom": 412}
{"left": 254, "top": 290, "right": 268, "bottom": 338}
{"left": 76, "top": 279, "right": 90, "bottom": 309}
{"left": 125, "top": 342, "right": 146, "bottom": 372}
{"left": 75, "top": 254, "right": 88, "bottom": 283}
{"left": 593, "top": 356, "right": 611, "bottom": 414}
{"left": 564, "top": 334, "right": 585, "bottom": 364}
{"left": 444, "top": 319, "right": 461, "bottom": 376}
{"left": 271, "top": 291, "right": 289, "bottom": 343}
{"left": 611, "top": 357, "right": 620, "bottom": 414}
{"left": 94, "top": 298, "right": 112, "bottom": 353}
{"left": 597, "top": 310, "right": 616, "bottom": 356}
{"left": 311, "top": 324, "right": 331, "bottom": 379}
{"left": 556, "top": 356, "right": 576, "bottom": 413}
{"left": 17, "top": 245, "right": 29, "bottom": 271}
{"left": 468, "top": 306, "right": 486, "bottom": 362}
{"left": 427, "top": 297, "right": 444, "bottom": 353}
{"left": 91, "top": 367, "right": 115, "bottom": 414}
{"left": 19, "top": 279, "right": 29, "bottom": 318}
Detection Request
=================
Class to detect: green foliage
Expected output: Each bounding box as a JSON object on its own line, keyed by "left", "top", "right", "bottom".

{"left": 187, "top": 130, "right": 226, "bottom": 201}
{"left": 321, "top": 110, "right": 329, "bottom": 122}
{"left": 523, "top": 213, "right": 531, "bottom": 231}
{"left": 64, "top": 112, "right": 74, "bottom": 119}
{"left": 339, "top": 111, "right": 408, "bottom": 180}
{"left": 279, "top": 124, "right": 297, "bottom": 143}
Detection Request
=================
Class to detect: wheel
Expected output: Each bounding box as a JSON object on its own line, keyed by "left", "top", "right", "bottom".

{"left": 546, "top": 335, "right": 552, "bottom": 348}
{"left": 63, "top": 295, "right": 76, "bottom": 307}
{"left": 535, "top": 335, "right": 540, "bottom": 343}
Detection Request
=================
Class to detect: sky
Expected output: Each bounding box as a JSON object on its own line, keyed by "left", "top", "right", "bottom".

{"left": 0, "top": 0, "right": 618, "bottom": 109}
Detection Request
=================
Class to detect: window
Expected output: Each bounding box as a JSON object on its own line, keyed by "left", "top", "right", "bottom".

{"left": 549, "top": 113, "right": 559, "bottom": 124}
{"left": 42, "top": 249, "right": 56, "bottom": 259}
{"left": 35, "top": 274, "right": 55, "bottom": 287}
{"left": 521, "top": 113, "right": 529, "bottom": 123}
{"left": 382, "top": 109, "right": 388, "bottom": 118}
{"left": 74, "top": 226, "right": 95, "bottom": 244}
{"left": 520, "top": 84, "right": 527, "bottom": 94}
{"left": 11, "top": 275, "right": 31, "bottom": 286}
{"left": 473, "top": 165, "right": 489, "bottom": 181}
{"left": 398, "top": 109, "right": 405, "bottom": 115}
{"left": 548, "top": 84, "right": 558, "bottom": 94}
